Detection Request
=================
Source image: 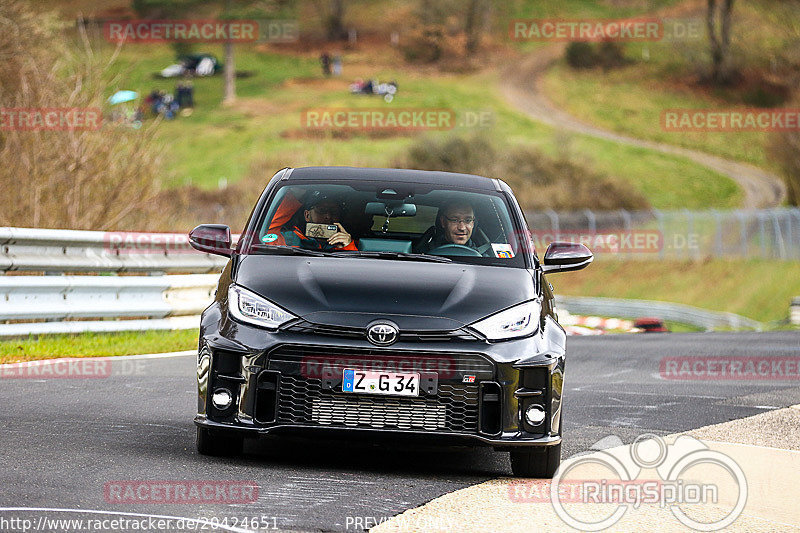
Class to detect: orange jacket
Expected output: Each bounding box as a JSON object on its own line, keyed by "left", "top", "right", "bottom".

{"left": 263, "top": 192, "right": 357, "bottom": 251}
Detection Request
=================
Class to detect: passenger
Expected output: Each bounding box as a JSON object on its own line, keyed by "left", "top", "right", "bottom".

{"left": 415, "top": 201, "right": 479, "bottom": 253}
{"left": 263, "top": 190, "right": 357, "bottom": 251}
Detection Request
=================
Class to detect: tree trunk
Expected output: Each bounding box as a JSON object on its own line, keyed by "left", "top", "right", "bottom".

{"left": 464, "top": 0, "right": 480, "bottom": 56}
{"left": 707, "top": 0, "right": 735, "bottom": 84}
{"left": 223, "top": 40, "right": 235, "bottom": 104}
{"left": 327, "top": 0, "right": 345, "bottom": 41}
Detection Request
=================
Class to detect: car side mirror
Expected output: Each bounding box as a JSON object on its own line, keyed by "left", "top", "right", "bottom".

{"left": 542, "top": 242, "right": 593, "bottom": 273}
{"left": 189, "top": 224, "right": 232, "bottom": 257}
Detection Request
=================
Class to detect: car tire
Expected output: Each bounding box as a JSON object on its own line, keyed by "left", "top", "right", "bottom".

{"left": 509, "top": 443, "right": 561, "bottom": 478}
{"left": 196, "top": 426, "right": 243, "bottom": 457}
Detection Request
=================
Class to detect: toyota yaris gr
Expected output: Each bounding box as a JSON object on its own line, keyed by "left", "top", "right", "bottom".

{"left": 189, "top": 166, "right": 592, "bottom": 478}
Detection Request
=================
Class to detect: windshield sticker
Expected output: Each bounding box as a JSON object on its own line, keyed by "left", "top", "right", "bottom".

{"left": 261, "top": 233, "right": 279, "bottom": 243}
{"left": 491, "top": 243, "right": 514, "bottom": 258}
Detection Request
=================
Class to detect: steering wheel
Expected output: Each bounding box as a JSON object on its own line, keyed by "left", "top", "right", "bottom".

{"left": 427, "top": 244, "right": 482, "bottom": 257}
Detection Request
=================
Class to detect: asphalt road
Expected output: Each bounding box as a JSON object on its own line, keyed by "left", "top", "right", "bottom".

{"left": 1, "top": 331, "right": 799, "bottom": 532}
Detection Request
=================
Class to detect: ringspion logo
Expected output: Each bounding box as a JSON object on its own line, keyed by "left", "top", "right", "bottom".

{"left": 512, "top": 434, "right": 747, "bottom": 531}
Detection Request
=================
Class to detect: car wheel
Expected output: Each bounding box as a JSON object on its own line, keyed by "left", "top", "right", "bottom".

{"left": 510, "top": 443, "right": 561, "bottom": 478}
{"left": 196, "top": 426, "right": 243, "bottom": 457}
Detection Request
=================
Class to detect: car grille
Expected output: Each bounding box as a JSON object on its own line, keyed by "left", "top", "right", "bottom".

{"left": 266, "top": 345, "right": 494, "bottom": 434}
{"left": 277, "top": 375, "right": 479, "bottom": 432}
{"left": 283, "top": 320, "right": 479, "bottom": 342}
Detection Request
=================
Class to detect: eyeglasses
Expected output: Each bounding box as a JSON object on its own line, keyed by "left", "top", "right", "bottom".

{"left": 444, "top": 216, "right": 475, "bottom": 226}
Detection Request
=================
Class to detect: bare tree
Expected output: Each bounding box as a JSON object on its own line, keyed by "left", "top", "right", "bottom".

{"left": 706, "top": 0, "right": 735, "bottom": 84}
{"left": 311, "top": 0, "right": 346, "bottom": 41}
{"left": 464, "top": 0, "right": 489, "bottom": 56}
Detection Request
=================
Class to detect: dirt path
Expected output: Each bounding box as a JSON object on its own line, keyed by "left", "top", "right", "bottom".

{"left": 499, "top": 44, "right": 786, "bottom": 209}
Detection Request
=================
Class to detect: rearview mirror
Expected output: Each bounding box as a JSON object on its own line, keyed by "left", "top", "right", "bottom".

{"left": 365, "top": 201, "right": 417, "bottom": 217}
{"left": 189, "top": 224, "right": 232, "bottom": 257}
{"left": 542, "top": 242, "right": 593, "bottom": 273}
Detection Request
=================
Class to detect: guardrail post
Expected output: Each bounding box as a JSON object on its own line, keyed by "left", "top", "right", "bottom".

{"left": 771, "top": 211, "right": 787, "bottom": 260}
{"left": 653, "top": 209, "right": 665, "bottom": 260}
{"left": 545, "top": 209, "right": 559, "bottom": 233}
{"left": 583, "top": 209, "right": 596, "bottom": 234}
{"left": 737, "top": 211, "right": 748, "bottom": 257}
{"left": 791, "top": 297, "right": 800, "bottom": 326}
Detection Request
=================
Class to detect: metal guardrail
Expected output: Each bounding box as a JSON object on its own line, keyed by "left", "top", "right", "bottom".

{"left": 0, "top": 227, "right": 229, "bottom": 273}
{"left": 0, "top": 226, "right": 770, "bottom": 337}
{"left": 525, "top": 208, "right": 800, "bottom": 260}
{"left": 0, "top": 274, "right": 219, "bottom": 338}
{"left": 555, "top": 295, "right": 763, "bottom": 331}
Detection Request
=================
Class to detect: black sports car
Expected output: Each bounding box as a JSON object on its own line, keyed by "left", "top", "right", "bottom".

{"left": 189, "top": 167, "right": 592, "bottom": 477}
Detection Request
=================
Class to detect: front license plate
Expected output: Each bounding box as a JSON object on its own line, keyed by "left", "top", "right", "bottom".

{"left": 342, "top": 369, "right": 420, "bottom": 397}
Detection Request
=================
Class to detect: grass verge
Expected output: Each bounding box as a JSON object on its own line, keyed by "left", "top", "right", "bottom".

{"left": 552, "top": 259, "right": 800, "bottom": 324}
{"left": 0, "top": 329, "right": 198, "bottom": 364}
{"left": 100, "top": 42, "right": 742, "bottom": 210}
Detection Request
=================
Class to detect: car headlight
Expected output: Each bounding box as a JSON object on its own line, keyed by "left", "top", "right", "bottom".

{"left": 228, "top": 284, "right": 296, "bottom": 330}
{"left": 469, "top": 301, "right": 540, "bottom": 341}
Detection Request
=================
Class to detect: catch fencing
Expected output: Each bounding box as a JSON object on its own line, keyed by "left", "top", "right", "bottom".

{"left": 524, "top": 207, "right": 800, "bottom": 260}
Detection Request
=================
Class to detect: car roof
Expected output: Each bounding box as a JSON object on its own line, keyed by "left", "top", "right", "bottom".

{"left": 285, "top": 166, "right": 499, "bottom": 191}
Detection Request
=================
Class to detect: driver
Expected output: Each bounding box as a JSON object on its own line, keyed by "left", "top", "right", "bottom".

{"left": 264, "top": 190, "right": 358, "bottom": 251}
{"left": 415, "top": 200, "right": 479, "bottom": 253}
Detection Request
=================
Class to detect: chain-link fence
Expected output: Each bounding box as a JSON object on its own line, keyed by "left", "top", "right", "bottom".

{"left": 524, "top": 208, "right": 800, "bottom": 260}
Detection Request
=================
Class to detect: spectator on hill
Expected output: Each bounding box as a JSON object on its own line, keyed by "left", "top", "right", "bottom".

{"left": 320, "top": 52, "right": 331, "bottom": 76}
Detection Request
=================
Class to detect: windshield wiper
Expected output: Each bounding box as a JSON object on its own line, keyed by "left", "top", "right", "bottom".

{"left": 330, "top": 250, "right": 452, "bottom": 263}
{"left": 249, "top": 244, "right": 329, "bottom": 257}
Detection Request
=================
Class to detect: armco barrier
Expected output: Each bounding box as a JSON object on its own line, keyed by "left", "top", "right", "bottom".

{"left": 0, "top": 274, "right": 218, "bottom": 338}
{"left": 0, "top": 226, "right": 229, "bottom": 273}
{"left": 555, "top": 295, "right": 763, "bottom": 331}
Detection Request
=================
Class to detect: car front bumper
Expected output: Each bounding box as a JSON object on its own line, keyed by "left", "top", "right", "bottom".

{"left": 197, "top": 304, "right": 566, "bottom": 451}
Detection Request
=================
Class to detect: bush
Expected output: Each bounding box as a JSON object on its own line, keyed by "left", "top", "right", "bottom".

{"left": 767, "top": 128, "right": 800, "bottom": 206}
{"left": 597, "top": 41, "right": 627, "bottom": 70}
{"left": 401, "top": 25, "right": 445, "bottom": 64}
{"left": 0, "top": 0, "right": 163, "bottom": 230}
{"left": 393, "top": 135, "right": 650, "bottom": 211}
{"left": 565, "top": 42, "right": 597, "bottom": 69}
{"left": 566, "top": 41, "right": 628, "bottom": 70}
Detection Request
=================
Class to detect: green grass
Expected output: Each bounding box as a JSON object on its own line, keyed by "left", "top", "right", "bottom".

{"left": 99, "top": 41, "right": 742, "bottom": 209}
{"left": 552, "top": 259, "right": 800, "bottom": 323}
{"left": 539, "top": 0, "right": 799, "bottom": 173}
{"left": 0, "top": 329, "right": 198, "bottom": 364}
{"left": 543, "top": 62, "right": 772, "bottom": 170}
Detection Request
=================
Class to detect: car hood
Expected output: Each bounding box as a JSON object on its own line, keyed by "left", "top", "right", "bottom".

{"left": 235, "top": 255, "right": 535, "bottom": 330}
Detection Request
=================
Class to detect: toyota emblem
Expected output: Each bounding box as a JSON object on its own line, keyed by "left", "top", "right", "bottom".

{"left": 366, "top": 322, "right": 399, "bottom": 346}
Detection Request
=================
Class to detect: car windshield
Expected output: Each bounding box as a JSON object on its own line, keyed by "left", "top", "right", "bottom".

{"left": 250, "top": 180, "right": 530, "bottom": 267}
